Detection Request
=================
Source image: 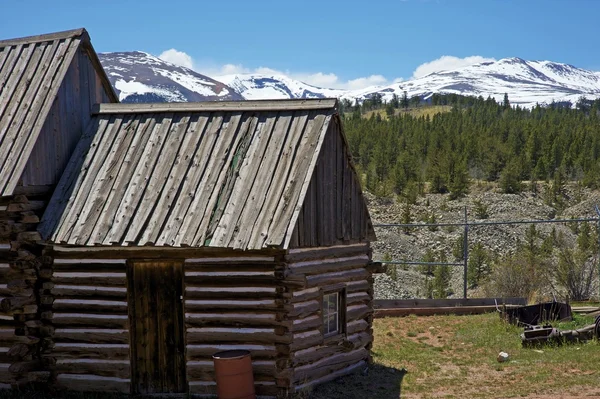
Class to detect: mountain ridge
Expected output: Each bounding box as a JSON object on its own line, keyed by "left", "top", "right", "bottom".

{"left": 98, "top": 53, "right": 600, "bottom": 107}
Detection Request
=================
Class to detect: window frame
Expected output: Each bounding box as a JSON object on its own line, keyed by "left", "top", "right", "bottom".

{"left": 321, "top": 283, "right": 347, "bottom": 341}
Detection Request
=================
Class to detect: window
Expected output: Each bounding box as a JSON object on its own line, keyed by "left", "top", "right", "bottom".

{"left": 322, "top": 288, "right": 346, "bottom": 337}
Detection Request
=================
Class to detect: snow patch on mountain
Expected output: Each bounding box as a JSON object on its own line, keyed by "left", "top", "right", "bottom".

{"left": 217, "top": 73, "right": 346, "bottom": 100}
{"left": 99, "top": 51, "right": 243, "bottom": 103}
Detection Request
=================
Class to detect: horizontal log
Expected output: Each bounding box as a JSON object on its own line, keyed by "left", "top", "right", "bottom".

{"left": 54, "top": 329, "right": 129, "bottom": 344}
{"left": 185, "top": 299, "right": 279, "bottom": 311}
{"left": 23, "top": 370, "right": 50, "bottom": 383}
{"left": 53, "top": 343, "right": 129, "bottom": 360}
{"left": 347, "top": 319, "right": 369, "bottom": 335}
{"left": 184, "top": 263, "right": 276, "bottom": 273}
{"left": 290, "top": 329, "right": 323, "bottom": 352}
{"left": 53, "top": 299, "right": 128, "bottom": 313}
{"left": 186, "top": 343, "right": 278, "bottom": 359}
{"left": 341, "top": 332, "right": 372, "bottom": 351}
{"left": 291, "top": 315, "right": 321, "bottom": 333}
{"left": 293, "top": 348, "right": 368, "bottom": 384}
{"left": 347, "top": 292, "right": 370, "bottom": 305}
{"left": 9, "top": 359, "right": 45, "bottom": 374}
{"left": 1, "top": 296, "right": 35, "bottom": 312}
{"left": 13, "top": 304, "right": 37, "bottom": 314}
{"left": 184, "top": 273, "right": 277, "bottom": 285}
{"left": 16, "top": 232, "right": 42, "bottom": 242}
{"left": 293, "top": 344, "right": 353, "bottom": 367}
{"left": 185, "top": 256, "right": 275, "bottom": 264}
{"left": 56, "top": 374, "right": 130, "bottom": 393}
{"left": 185, "top": 286, "right": 278, "bottom": 299}
{"left": 7, "top": 201, "right": 45, "bottom": 212}
{"left": 7, "top": 344, "right": 30, "bottom": 359}
{"left": 185, "top": 312, "right": 279, "bottom": 327}
{"left": 344, "top": 279, "right": 370, "bottom": 294}
{"left": 347, "top": 304, "right": 372, "bottom": 323}
{"left": 187, "top": 359, "right": 275, "bottom": 379}
{"left": 288, "top": 255, "right": 369, "bottom": 275}
{"left": 187, "top": 327, "right": 289, "bottom": 344}
{"left": 52, "top": 314, "right": 128, "bottom": 329}
{"left": 51, "top": 245, "right": 283, "bottom": 259}
{"left": 286, "top": 300, "right": 320, "bottom": 318}
{"left": 0, "top": 329, "right": 15, "bottom": 345}
{"left": 52, "top": 272, "right": 126, "bottom": 286}
{"left": 285, "top": 243, "right": 369, "bottom": 263}
{"left": 294, "top": 360, "right": 366, "bottom": 392}
{"left": 56, "top": 359, "right": 130, "bottom": 379}
{"left": 51, "top": 285, "right": 127, "bottom": 298}
{"left": 305, "top": 268, "right": 370, "bottom": 288}
{"left": 290, "top": 287, "right": 320, "bottom": 303}
{"left": 52, "top": 259, "right": 126, "bottom": 272}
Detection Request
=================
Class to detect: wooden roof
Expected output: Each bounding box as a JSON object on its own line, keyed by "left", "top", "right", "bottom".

{"left": 0, "top": 28, "right": 118, "bottom": 196}
{"left": 39, "top": 99, "right": 373, "bottom": 250}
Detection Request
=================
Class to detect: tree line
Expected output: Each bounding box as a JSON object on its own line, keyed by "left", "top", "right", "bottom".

{"left": 342, "top": 94, "right": 600, "bottom": 198}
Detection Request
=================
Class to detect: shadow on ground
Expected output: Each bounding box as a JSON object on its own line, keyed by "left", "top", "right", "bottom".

{"left": 305, "top": 364, "right": 408, "bottom": 399}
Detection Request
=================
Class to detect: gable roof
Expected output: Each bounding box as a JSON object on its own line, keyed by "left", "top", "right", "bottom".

{"left": 0, "top": 28, "right": 118, "bottom": 196}
{"left": 39, "top": 99, "right": 374, "bottom": 250}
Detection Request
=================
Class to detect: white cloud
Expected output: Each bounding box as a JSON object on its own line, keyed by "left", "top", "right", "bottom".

{"left": 412, "top": 55, "right": 496, "bottom": 78}
{"left": 158, "top": 49, "right": 194, "bottom": 69}
{"left": 156, "top": 48, "right": 400, "bottom": 91}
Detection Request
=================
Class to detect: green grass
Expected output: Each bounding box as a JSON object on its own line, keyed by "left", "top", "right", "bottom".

{"left": 311, "top": 313, "right": 600, "bottom": 399}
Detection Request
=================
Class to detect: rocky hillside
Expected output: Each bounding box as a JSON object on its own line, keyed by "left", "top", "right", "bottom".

{"left": 369, "top": 183, "right": 600, "bottom": 299}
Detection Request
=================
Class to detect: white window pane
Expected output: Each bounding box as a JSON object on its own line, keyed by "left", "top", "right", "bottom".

{"left": 328, "top": 313, "right": 337, "bottom": 333}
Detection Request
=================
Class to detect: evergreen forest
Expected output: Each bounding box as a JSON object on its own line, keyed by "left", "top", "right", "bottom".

{"left": 341, "top": 94, "right": 600, "bottom": 198}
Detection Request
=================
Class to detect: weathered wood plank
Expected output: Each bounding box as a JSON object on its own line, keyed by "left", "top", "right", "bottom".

{"left": 54, "top": 328, "right": 129, "bottom": 344}
{"left": 53, "top": 343, "right": 129, "bottom": 360}
{"left": 56, "top": 373, "right": 130, "bottom": 393}
{"left": 93, "top": 99, "right": 338, "bottom": 114}
{"left": 52, "top": 313, "right": 128, "bottom": 329}
{"left": 55, "top": 359, "right": 130, "bottom": 379}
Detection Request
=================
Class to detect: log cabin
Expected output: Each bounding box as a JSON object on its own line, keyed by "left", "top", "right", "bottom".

{"left": 0, "top": 29, "right": 118, "bottom": 388}
{"left": 37, "top": 99, "right": 378, "bottom": 397}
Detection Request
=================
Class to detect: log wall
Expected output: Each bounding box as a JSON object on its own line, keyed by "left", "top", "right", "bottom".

{"left": 281, "top": 243, "right": 373, "bottom": 394}
{"left": 41, "top": 244, "right": 374, "bottom": 397}
{"left": 49, "top": 257, "right": 130, "bottom": 393}
{"left": 184, "top": 255, "right": 285, "bottom": 398}
{"left": 0, "top": 188, "right": 52, "bottom": 388}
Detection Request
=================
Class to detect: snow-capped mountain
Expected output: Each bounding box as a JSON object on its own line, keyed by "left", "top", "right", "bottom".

{"left": 354, "top": 57, "right": 600, "bottom": 107}
{"left": 99, "top": 52, "right": 243, "bottom": 103}
{"left": 217, "top": 58, "right": 600, "bottom": 107}
{"left": 97, "top": 52, "right": 600, "bottom": 108}
{"left": 216, "top": 73, "right": 346, "bottom": 100}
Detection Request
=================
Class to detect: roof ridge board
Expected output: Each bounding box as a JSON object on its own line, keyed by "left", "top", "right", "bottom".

{"left": 0, "top": 28, "right": 86, "bottom": 47}
{"left": 92, "top": 99, "right": 339, "bottom": 114}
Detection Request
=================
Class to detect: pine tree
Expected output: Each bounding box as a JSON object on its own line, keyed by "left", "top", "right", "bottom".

{"left": 467, "top": 243, "right": 489, "bottom": 288}
{"left": 503, "top": 93, "right": 510, "bottom": 110}
{"left": 400, "top": 91, "right": 409, "bottom": 110}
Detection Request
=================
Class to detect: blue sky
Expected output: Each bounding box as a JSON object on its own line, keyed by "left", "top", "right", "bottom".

{"left": 1, "top": 0, "right": 599, "bottom": 89}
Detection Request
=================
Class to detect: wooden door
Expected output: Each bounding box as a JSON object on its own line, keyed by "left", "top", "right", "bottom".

{"left": 127, "top": 260, "right": 186, "bottom": 394}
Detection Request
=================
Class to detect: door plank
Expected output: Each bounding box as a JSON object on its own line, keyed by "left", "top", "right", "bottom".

{"left": 128, "top": 261, "right": 186, "bottom": 394}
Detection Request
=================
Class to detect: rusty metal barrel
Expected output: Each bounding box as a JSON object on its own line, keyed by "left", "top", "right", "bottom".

{"left": 212, "top": 350, "right": 256, "bottom": 399}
